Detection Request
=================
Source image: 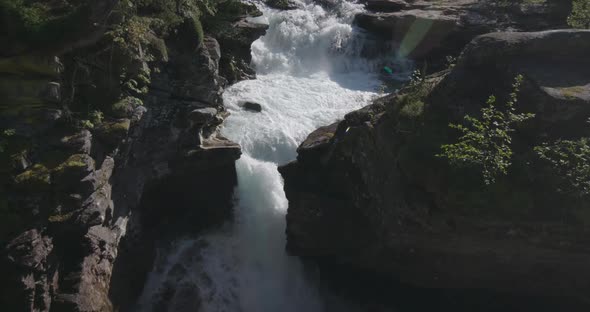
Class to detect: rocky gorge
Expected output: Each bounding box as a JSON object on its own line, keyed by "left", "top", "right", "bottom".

{"left": 0, "top": 0, "right": 589, "bottom": 311}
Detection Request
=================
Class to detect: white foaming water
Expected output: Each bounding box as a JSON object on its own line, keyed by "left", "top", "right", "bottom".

{"left": 137, "top": 1, "right": 411, "bottom": 311}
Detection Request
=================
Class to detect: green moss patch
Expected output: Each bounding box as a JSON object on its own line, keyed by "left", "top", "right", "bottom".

{"left": 14, "top": 163, "right": 51, "bottom": 189}
{"left": 48, "top": 211, "right": 74, "bottom": 223}
{"left": 96, "top": 119, "right": 131, "bottom": 146}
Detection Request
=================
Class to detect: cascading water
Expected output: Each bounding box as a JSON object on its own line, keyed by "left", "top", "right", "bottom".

{"left": 137, "top": 1, "right": 411, "bottom": 311}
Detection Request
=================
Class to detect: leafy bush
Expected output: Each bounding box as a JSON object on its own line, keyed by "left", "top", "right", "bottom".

{"left": 535, "top": 138, "right": 590, "bottom": 197}
{"left": 438, "top": 75, "right": 535, "bottom": 184}
{"left": 568, "top": 0, "right": 590, "bottom": 29}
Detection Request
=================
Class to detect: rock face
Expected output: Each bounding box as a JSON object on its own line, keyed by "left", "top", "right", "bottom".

{"left": 0, "top": 1, "right": 267, "bottom": 311}
{"left": 354, "top": 0, "right": 572, "bottom": 61}
{"left": 280, "top": 29, "right": 590, "bottom": 305}
{"left": 216, "top": 19, "right": 269, "bottom": 84}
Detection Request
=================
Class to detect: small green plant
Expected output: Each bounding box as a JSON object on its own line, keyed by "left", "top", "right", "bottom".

{"left": 535, "top": 138, "right": 590, "bottom": 197}
{"left": 89, "top": 110, "right": 104, "bottom": 125}
{"left": 79, "top": 119, "right": 94, "bottom": 130}
{"left": 438, "top": 75, "right": 535, "bottom": 184}
{"left": 568, "top": 0, "right": 590, "bottom": 29}
{"left": 400, "top": 99, "right": 425, "bottom": 119}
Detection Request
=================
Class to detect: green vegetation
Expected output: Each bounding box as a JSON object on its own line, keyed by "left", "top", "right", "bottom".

{"left": 396, "top": 71, "right": 429, "bottom": 125}
{"left": 535, "top": 138, "right": 590, "bottom": 197}
{"left": 0, "top": 0, "right": 92, "bottom": 52}
{"left": 399, "top": 99, "right": 424, "bottom": 119}
{"left": 568, "top": 0, "right": 590, "bottom": 29}
{"left": 438, "top": 75, "right": 535, "bottom": 184}
{"left": 14, "top": 163, "right": 51, "bottom": 188}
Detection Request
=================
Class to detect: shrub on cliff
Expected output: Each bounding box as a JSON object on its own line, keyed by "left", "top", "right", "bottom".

{"left": 535, "top": 138, "right": 590, "bottom": 197}
{"left": 568, "top": 0, "right": 590, "bottom": 29}
{"left": 438, "top": 75, "right": 535, "bottom": 184}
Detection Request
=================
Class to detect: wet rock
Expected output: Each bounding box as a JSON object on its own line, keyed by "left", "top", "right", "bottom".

{"left": 267, "top": 0, "right": 299, "bottom": 10}
{"left": 218, "top": 20, "right": 269, "bottom": 83}
{"left": 313, "top": 0, "right": 339, "bottom": 10}
{"left": 242, "top": 101, "right": 263, "bottom": 112}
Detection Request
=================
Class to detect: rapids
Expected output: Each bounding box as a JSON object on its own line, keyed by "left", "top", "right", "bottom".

{"left": 136, "top": 1, "right": 411, "bottom": 311}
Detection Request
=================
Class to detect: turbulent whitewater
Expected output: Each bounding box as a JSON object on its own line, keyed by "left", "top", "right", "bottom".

{"left": 137, "top": 0, "right": 410, "bottom": 311}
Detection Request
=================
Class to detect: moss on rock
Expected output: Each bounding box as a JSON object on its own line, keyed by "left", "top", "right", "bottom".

{"left": 48, "top": 211, "right": 75, "bottom": 223}
{"left": 52, "top": 154, "right": 95, "bottom": 189}
{"left": 14, "top": 163, "right": 51, "bottom": 189}
{"left": 96, "top": 119, "right": 131, "bottom": 146}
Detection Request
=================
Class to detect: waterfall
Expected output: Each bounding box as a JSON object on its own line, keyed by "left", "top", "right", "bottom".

{"left": 136, "top": 1, "right": 411, "bottom": 311}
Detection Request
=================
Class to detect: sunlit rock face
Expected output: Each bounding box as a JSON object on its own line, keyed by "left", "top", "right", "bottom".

{"left": 354, "top": 0, "right": 572, "bottom": 63}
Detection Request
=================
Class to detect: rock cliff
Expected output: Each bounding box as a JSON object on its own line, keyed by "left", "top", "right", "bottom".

{"left": 280, "top": 29, "right": 590, "bottom": 307}
{"left": 0, "top": 0, "right": 267, "bottom": 310}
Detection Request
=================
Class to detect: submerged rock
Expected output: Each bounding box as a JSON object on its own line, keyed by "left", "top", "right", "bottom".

{"left": 266, "top": 0, "right": 300, "bottom": 10}
{"left": 242, "top": 101, "right": 263, "bottom": 112}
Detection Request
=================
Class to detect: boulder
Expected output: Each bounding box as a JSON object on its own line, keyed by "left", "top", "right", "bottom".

{"left": 242, "top": 101, "right": 263, "bottom": 112}
{"left": 313, "top": 0, "right": 339, "bottom": 10}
